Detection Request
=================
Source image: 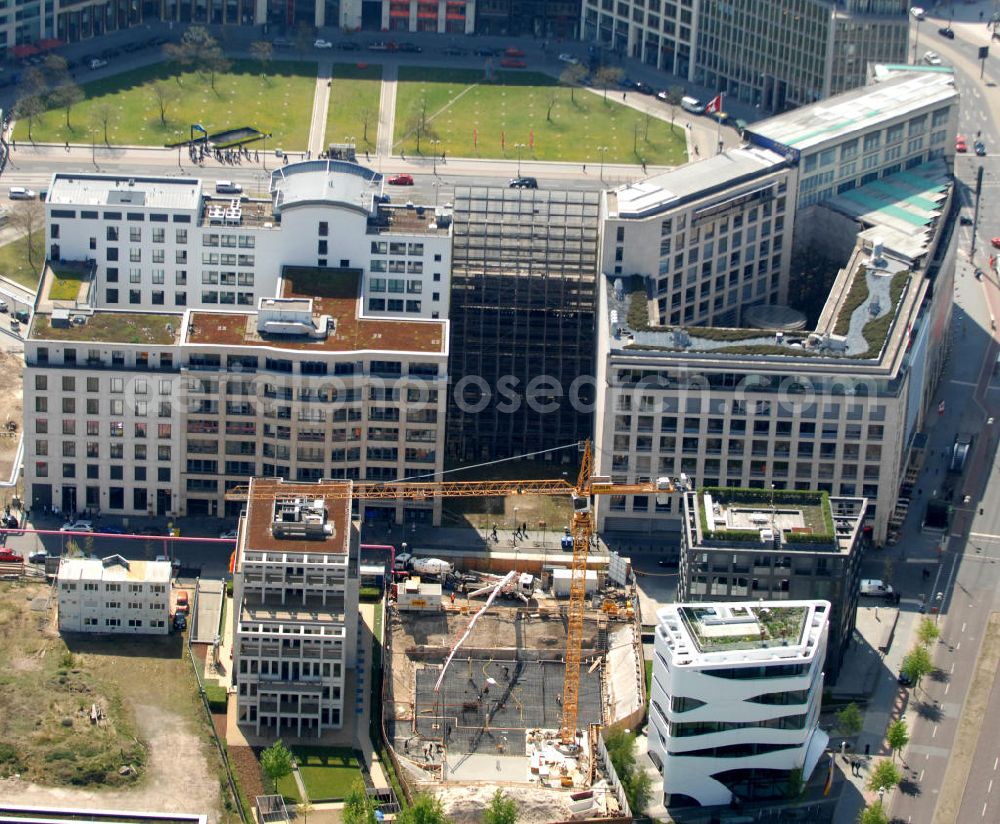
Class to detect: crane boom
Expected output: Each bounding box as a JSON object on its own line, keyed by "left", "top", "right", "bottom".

{"left": 225, "top": 441, "right": 677, "bottom": 745}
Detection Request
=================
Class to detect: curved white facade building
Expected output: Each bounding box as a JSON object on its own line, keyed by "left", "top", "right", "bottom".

{"left": 648, "top": 600, "right": 830, "bottom": 808}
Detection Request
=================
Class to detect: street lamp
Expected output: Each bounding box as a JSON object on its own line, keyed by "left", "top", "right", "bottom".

{"left": 432, "top": 180, "right": 442, "bottom": 208}
{"left": 429, "top": 138, "right": 442, "bottom": 174}
{"left": 91, "top": 131, "right": 98, "bottom": 170}
{"left": 514, "top": 142, "right": 526, "bottom": 176}
{"left": 262, "top": 132, "right": 270, "bottom": 172}
{"left": 597, "top": 145, "right": 609, "bottom": 180}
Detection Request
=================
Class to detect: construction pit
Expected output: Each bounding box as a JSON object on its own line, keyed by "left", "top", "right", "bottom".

{"left": 383, "top": 572, "right": 646, "bottom": 823}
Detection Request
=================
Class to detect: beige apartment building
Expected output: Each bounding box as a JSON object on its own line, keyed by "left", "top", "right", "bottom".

{"left": 23, "top": 165, "right": 450, "bottom": 525}
{"left": 232, "top": 477, "right": 361, "bottom": 737}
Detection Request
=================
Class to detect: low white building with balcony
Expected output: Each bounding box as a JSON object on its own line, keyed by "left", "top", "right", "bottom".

{"left": 648, "top": 600, "right": 830, "bottom": 808}
{"left": 57, "top": 555, "right": 171, "bottom": 635}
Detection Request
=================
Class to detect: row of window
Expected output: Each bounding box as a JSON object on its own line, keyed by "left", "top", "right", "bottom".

{"left": 60, "top": 582, "right": 166, "bottom": 593}
{"left": 35, "top": 463, "right": 172, "bottom": 483}
{"left": 77, "top": 617, "right": 166, "bottom": 628}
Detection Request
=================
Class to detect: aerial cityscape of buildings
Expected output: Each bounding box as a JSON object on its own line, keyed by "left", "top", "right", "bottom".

{"left": 3, "top": 4, "right": 996, "bottom": 823}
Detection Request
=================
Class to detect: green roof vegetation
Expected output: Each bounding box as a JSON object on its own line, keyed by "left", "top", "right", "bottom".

{"left": 48, "top": 267, "right": 89, "bottom": 301}
{"left": 696, "top": 486, "right": 836, "bottom": 545}
{"left": 32, "top": 312, "right": 179, "bottom": 344}
{"left": 858, "top": 271, "right": 909, "bottom": 356}
{"left": 833, "top": 265, "right": 871, "bottom": 336}
{"left": 680, "top": 604, "right": 808, "bottom": 653}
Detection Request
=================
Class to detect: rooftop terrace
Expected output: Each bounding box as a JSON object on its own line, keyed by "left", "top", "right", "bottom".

{"left": 679, "top": 604, "right": 807, "bottom": 654}
{"left": 185, "top": 267, "right": 446, "bottom": 354}
{"left": 30, "top": 310, "right": 182, "bottom": 345}
{"left": 241, "top": 478, "right": 352, "bottom": 557}
{"left": 696, "top": 487, "right": 836, "bottom": 548}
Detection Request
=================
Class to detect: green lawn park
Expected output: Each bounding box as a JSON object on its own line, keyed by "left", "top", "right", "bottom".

{"left": 325, "top": 63, "right": 383, "bottom": 153}
{"left": 393, "top": 67, "right": 688, "bottom": 165}
{"left": 12, "top": 60, "right": 317, "bottom": 149}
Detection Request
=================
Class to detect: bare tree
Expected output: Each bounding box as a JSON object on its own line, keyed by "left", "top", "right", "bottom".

{"left": 595, "top": 66, "right": 624, "bottom": 101}
{"left": 14, "top": 95, "right": 45, "bottom": 141}
{"left": 359, "top": 105, "right": 376, "bottom": 146}
{"left": 559, "top": 63, "right": 588, "bottom": 104}
{"left": 8, "top": 200, "right": 46, "bottom": 270}
{"left": 43, "top": 54, "right": 70, "bottom": 87}
{"left": 293, "top": 23, "right": 317, "bottom": 59}
{"left": 250, "top": 40, "right": 274, "bottom": 77}
{"left": 91, "top": 102, "right": 115, "bottom": 144}
{"left": 50, "top": 80, "right": 84, "bottom": 131}
{"left": 546, "top": 88, "right": 559, "bottom": 122}
{"left": 21, "top": 68, "right": 47, "bottom": 97}
{"left": 664, "top": 85, "right": 684, "bottom": 130}
{"left": 164, "top": 25, "right": 219, "bottom": 78}
{"left": 404, "top": 96, "right": 437, "bottom": 153}
{"left": 151, "top": 81, "right": 180, "bottom": 127}
{"left": 202, "top": 49, "right": 232, "bottom": 92}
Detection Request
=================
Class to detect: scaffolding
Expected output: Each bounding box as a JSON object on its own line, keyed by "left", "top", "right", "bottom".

{"left": 447, "top": 187, "right": 601, "bottom": 462}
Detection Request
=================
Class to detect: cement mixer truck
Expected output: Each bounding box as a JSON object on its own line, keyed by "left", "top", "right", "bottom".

{"left": 393, "top": 552, "right": 454, "bottom": 578}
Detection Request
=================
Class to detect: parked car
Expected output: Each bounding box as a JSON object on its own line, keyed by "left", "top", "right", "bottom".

{"left": 388, "top": 174, "right": 414, "bottom": 186}
{"left": 219, "top": 528, "right": 239, "bottom": 540}
{"left": 100, "top": 525, "right": 127, "bottom": 534}
{"left": 632, "top": 81, "right": 656, "bottom": 96}
{"left": 558, "top": 53, "right": 579, "bottom": 64}
{"left": 0, "top": 549, "right": 21, "bottom": 563}
{"left": 509, "top": 176, "right": 538, "bottom": 189}
{"left": 474, "top": 47, "right": 500, "bottom": 57}
{"left": 897, "top": 670, "right": 914, "bottom": 686}
{"left": 369, "top": 41, "right": 395, "bottom": 51}
{"left": 215, "top": 180, "right": 243, "bottom": 194}
{"left": 975, "top": 140, "right": 987, "bottom": 156}
{"left": 314, "top": 39, "right": 333, "bottom": 49}
{"left": 443, "top": 47, "right": 467, "bottom": 56}
{"left": 0, "top": 300, "right": 8, "bottom": 313}
{"left": 938, "top": 26, "right": 955, "bottom": 39}
{"left": 504, "top": 47, "right": 525, "bottom": 57}
{"left": 9, "top": 319, "right": 18, "bottom": 334}
{"left": 922, "top": 51, "right": 942, "bottom": 66}
{"left": 500, "top": 58, "right": 526, "bottom": 68}
{"left": 60, "top": 520, "right": 94, "bottom": 532}
{"left": 88, "top": 58, "right": 108, "bottom": 70}
{"left": 8, "top": 186, "right": 35, "bottom": 200}
{"left": 28, "top": 550, "right": 47, "bottom": 564}
{"left": 173, "top": 612, "right": 187, "bottom": 631}
{"left": 991, "top": 236, "right": 1000, "bottom": 249}
{"left": 174, "top": 590, "right": 190, "bottom": 614}
{"left": 340, "top": 41, "right": 361, "bottom": 51}
{"left": 960, "top": 215, "right": 973, "bottom": 225}
{"left": 956, "top": 135, "right": 967, "bottom": 152}
{"left": 910, "top": 6, "right": 924, "bottom": 20}
{"left": 397, "top": 42, "right": 422, "bottom": 53}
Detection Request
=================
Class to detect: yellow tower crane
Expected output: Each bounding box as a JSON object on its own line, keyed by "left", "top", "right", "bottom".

{"left": 226, "top": 440, "right": 676, "bottom": 745}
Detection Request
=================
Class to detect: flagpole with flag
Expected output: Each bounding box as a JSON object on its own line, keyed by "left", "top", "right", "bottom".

{"left": 704, "top": 93, "right": 724, "bottom": 155}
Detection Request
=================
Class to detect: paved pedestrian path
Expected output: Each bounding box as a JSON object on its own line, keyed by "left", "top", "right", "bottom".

{"left": 377, "top": 63, "right": 399, "bottom": 159}
{"left": 308, "top": 61, "right": 333, "bottom": 158}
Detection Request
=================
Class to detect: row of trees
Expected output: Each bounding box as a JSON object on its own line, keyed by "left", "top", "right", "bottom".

{"left": 14, "top": 55, "right": 84, "bottom": 138}
{"left": 855, "top": 617, "right": 941, "bottom": 822}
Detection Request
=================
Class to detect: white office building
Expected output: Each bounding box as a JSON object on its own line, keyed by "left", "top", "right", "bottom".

{"left": 25, "top": 163, "right": 451, "bottom": 524}
{"left": 648, "top": 600, "right": 830, "bottom": 807}
{"left": 594, "top": 67, "right": 959, "bottom": 543}
{"left": 745, "top": 67, "right": 959, "bottom": 210}
{"left": 232, "top": 478, "right": 360, "bottom": 737}
{"left": 57, "top": 555, "right": 171, "bottom": 634}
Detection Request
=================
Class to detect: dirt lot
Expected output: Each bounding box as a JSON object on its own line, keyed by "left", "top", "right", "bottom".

{"left": 0, "top": 350, "right": 23, "bottom": 485}
{"left": 0, "top": 581, "right": 228, "bottom": 821}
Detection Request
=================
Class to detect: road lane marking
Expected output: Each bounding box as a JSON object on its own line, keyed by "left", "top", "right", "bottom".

{"left": 963, "top": 622, "right": 967, "bottom": 633}
{"left": 946, "top": 683, "right": 950, "bottom": 695}
{"left": 994, "top": 756, "right": 998, "bottom": 770}
{"left": 958, "top": 642, "right": 962, "bottom": 650}
{"left": 934, "top": 725, "right": 939, "bottom": 739}
{"left": 984, "top": 802, "right": 988, "bottom": 817}
{"left": 989, "top": 779, "right": 993, "bottom": 794}
{"left": 951, "top": 379, "right": 980, "bottom": 387}
{"left": 969, "top": 532, "right": 1000, "bottom": 540}
{"left": 951, "top": 663, "right": 956, "bottom": 674}
{"left": 920, "top": 769, "right": 925, "bottom": 782}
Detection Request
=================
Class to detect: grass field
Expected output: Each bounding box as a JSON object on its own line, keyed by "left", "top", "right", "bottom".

{"left": 48, "top": 267, "right": 87, "bottom": 300}
{"left": 0, "top": 582, "right": 146, "bottom": 785}
{"left": 325, "top": 63, "right": 383, "bottom": 153}
{"left": 276, "top": 771, "right": 302, "bottom": 803}
{"left": 393, "top": 67, "right": 687, "bottom": 165}
{"left": 0, "top": 235, "right": 44, "bottom": 291}
{"left": 13, "top": 60, "right": 317, "bottom": 149}
{"left": 291, "top": 745, "right": 360, "bottom": 801}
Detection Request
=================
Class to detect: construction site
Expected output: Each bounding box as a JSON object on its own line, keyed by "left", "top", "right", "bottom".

{"left": 382, "top": 558, "right": 647, "bottom": 823}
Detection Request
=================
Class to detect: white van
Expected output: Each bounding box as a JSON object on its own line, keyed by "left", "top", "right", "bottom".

{"left": 8, "top": 186, "right": 35, "bottom": 200}
{"left": 215, "top": 180, "right": 243, "bottom": 194}
{"left": 860, "top": 579, "right": 893, "bottom": 597}
{"left": 681, "top": 96, "right": 703, "bottom": 114}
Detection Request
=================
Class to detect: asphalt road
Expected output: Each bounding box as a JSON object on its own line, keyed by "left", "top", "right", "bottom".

{"left": 849, "top": 9, "right": 1000, "bottom": 822}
